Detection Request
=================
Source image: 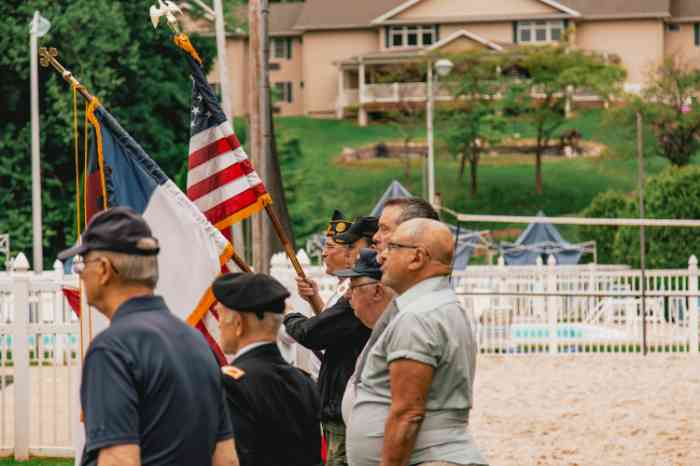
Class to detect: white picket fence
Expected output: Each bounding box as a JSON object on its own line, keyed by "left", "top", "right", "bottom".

{"left": 272, "top": 251, "right": 700, "bottom": 355}
{"left": 0, "top": 250, "right": 698, "bottom": 459}
{"left": 0, "top": 254, "right": 80, "bottom": 459}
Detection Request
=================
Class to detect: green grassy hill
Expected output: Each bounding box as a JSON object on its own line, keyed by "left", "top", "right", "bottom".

{"left": 275, "top": 109, "right": 672, "bottom": 245}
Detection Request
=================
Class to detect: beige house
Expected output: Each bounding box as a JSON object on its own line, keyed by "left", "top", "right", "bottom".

{"left": 185, "top": 0, "right": 700, "bottom": 124}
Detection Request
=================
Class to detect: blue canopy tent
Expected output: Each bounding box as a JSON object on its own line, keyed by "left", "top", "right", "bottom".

{"left": 500, "top": 211, "right": 594, "bottom": 265}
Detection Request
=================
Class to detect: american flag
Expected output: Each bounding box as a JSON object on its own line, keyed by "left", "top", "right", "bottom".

{"left": 183, "top": 42, "right": 271, "bottom": 241}
{"left": 176, "top": 36, "right": 271, "bottom": 363}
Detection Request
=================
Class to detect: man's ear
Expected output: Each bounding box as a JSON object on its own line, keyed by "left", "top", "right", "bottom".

{"left": 97, "top": 257, "right": 112, "bottom": 287}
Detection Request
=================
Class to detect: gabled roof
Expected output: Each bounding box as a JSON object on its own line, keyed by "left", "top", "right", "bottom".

{"left": 671, "top": 0, "right": 700, "bottom": 21}
{"left": 295, "top": 0, "right": 405, "bottom": 30}
{"left": 371, "top": 0, "right": 580, "bottom": 24}
{"left": 429, "top": 29, "right": 504, "bottom": 51}
{"left": 558, "top": 0, "right": 671, "bottom": 20}
{"left": 268, "top": 2, "right": 306, "bottom": 36}
{"left": 293, "top": 0, "right": 673, "bottom": 31}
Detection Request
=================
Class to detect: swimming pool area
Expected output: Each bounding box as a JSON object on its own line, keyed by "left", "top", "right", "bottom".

{"left": 510, "top": 323, "right": 629, "bottom": 341}
{"left": 0, "top": 334, "right": 79, "bottom": 349}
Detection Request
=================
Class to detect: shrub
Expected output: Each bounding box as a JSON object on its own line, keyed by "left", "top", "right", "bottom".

{"left": 580, "top": 191, "right": 633, "bottom": 264}
{"left": 612, "top": 166, "right": 700, "bottom": 268}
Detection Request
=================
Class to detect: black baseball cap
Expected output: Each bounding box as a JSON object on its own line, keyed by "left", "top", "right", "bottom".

{"left": 336, "top": 248, "right": 382, "bottom": 281}
{"left": 58, "top": 207, "right": 160, "bottom": 261}
{"left": 334, "top": 216, "right": 378, "bottom": 245}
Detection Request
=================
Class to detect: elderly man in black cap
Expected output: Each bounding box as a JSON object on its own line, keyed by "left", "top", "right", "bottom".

{"left": 284, "top": 211, "right": 376, "bottom": 466}
{"left": 335, "top": 249, "right": 395, "bottom": 425}
{"left": 58, "top": 207, "right": 236, "bottom": 466}
{"left": 213, "top": 272, "right": 322, "bottom": 466}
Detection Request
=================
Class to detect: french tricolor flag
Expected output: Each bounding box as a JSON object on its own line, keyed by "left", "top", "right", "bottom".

{"left": 82, "top": 100, "right": 232, "bottom": 363}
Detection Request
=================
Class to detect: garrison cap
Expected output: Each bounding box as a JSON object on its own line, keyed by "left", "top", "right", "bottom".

{"left": 58, "top": 206, "right": 159, "bottom": 261}
{"left": 212, "top": 273, "right": 290, "bottom": 314}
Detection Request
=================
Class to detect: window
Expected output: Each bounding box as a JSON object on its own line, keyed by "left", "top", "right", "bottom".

{"left": 272, "top": 37, "right": 292, "bottom": 60}
{"left": 388, "top": 25, "right": 438, "bottom": 48}
{"left": 274, "top": 82, "right": 293, "bottom": 103}
{"left": 695, "top": 23, "right": 700, "bottom": 46}
{"left": 667, "top": 23, "right": 681, "bottom": 32}
{"left": 517, "top": 20, "right": 565, "bottom": 43}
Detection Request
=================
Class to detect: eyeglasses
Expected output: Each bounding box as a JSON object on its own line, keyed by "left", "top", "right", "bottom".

{"left": 71, "top": 257, "right": 102, "bottom": 275}
{"left": 349, "top": 281, "right": 378, "bottom": 293}
{"left": 385, "top": 242, "right": 419, "bottom": 252}
{"left": 72, "top": 256, "right": 120, "bottom": 276}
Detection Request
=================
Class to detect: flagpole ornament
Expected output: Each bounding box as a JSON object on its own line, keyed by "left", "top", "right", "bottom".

{"left": 149, "top": 0, "right": 184, "bottom": 33}
{"left": 39, "top": 47, "right": 96, "bottom": 102}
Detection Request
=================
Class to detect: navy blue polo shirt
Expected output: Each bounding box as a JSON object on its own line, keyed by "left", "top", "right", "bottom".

{"left": 80, "top": 295, "right": 233, "bottom": 466}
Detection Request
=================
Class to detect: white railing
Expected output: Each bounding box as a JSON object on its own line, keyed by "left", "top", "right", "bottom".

{"left": 456, "top": 256, "right": 699, "bottom": 355}
{"left": 343, "top": 82, "right": 607, "bottom": 107}
{"left": 0, "top": 255, "right": 80, "bottom": 459}
{"left": 271, "top": 251, "right": 700, "bottom": 356}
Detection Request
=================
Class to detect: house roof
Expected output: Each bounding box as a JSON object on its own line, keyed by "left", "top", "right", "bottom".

{"left": 294, "top": 0, "right": 405, "bottom": 30}
{"left": 268, "top": 2, "right": 305, "bottom": 36}
{"left": 557, "top": 0, "right": 671, "bottom": 20}
{"left": 371, "top": 0, "right": 580, "bottom": 24}
{"left": 294, "top": 0, "right": 674, "bottom": 30}
{"left": 189, "top": 0, "right": 682, "bottom": 37}
{"left": 671, "top": 0, "right": 700, "bottom": 20}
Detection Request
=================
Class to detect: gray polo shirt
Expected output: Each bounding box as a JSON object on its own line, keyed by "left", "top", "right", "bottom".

{"left": 346, "top": 276, "right": 487, "bottom": 466}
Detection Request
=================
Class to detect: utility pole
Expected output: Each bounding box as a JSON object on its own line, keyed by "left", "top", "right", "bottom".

{"left": 212, "top": 0, "right": 246, "bottom": 259}
{"left": 30, "top": 11, "right": 50, "bottom": 273}
{"left": 248, "top": 0, "right": 266, "bottom": 272}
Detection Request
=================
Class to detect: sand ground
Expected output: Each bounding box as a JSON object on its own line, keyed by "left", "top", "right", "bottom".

{"left": 470, "top": 354, "right": 700, "bottom": 466}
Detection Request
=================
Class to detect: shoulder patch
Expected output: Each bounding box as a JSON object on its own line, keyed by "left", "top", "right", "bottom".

{"left": 222, "top": 365, "right": 246, "bottom": 380}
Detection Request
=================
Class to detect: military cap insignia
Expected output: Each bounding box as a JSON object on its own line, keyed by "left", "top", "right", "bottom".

{"left": 222, "top": 365, "right": 246, "bottom": 380}
{"left": 326, "top": 209, "right": 352, "bottom": 237}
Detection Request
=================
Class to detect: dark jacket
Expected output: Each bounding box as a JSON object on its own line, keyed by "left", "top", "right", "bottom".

{"left": 222, "top": 343, "right": 322, "bottom": 466}
{"left": 284, "top": 296, "right": 371, "bottom": 423}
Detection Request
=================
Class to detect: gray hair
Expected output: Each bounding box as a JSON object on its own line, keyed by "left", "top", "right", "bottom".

{"left": 103, "top": 251, "right": 159, "bottom": 288}
{"left": 392, "top": 198, "right": 440, "bottom": 224}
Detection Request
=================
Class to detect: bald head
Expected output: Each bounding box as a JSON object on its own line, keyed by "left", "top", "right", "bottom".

{"left": 380, "top": 218, "right": 454, "bottom": 294}
{"left": 395, "top": 218, "right": 454, "bottom": 266}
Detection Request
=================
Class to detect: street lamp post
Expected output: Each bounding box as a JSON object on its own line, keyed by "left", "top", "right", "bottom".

{"left": 426, "top": 58, "right": 453, "bottom": 205}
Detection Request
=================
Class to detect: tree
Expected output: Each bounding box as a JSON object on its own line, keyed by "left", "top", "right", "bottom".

{"left": 634, "top": 56, "right": 700, "bottom": 166}
{"left": 502, "top": 44, "right": 626, "bottom": 194}
{"left": 440, "top": 50, "right": 507, "bottom": 198}
{"left": 0, "top": 0, "right": 215, "bottom": 267}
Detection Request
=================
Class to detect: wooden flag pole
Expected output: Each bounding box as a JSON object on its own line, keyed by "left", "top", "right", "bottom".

{"left": 39, "top": 47, "right": 254, "bottom": 275}
{"left": 264, "top": 204, "right": 325, "bottom": 313}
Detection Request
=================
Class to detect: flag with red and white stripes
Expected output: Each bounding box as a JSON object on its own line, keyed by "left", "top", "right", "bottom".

{"left": 176, "top": 36, "right": 271, "bottom": 364}
{"left": 183, "top": 43, "right": 271, "bottom": 242}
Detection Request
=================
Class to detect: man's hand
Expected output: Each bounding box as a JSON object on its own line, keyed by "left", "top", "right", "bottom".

{"left": 380, "top": 359, "right": 434, "bottom": 466}
{"left": 98, "top": 444, "right": 140, "bottom": 466}
{"left": 213, "top": 438, "right": 239, "bottom": 466}
{"left": 295, "top": 277, "right": 320, "bottom": 304}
